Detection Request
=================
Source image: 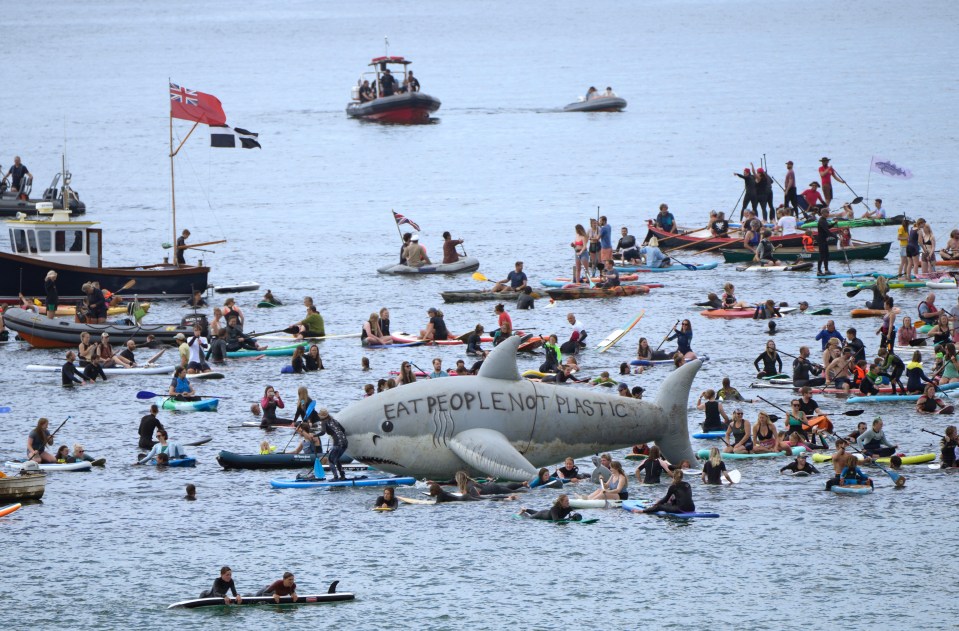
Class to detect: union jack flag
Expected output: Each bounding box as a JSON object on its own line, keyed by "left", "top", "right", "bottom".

{"left": 392, "top": 210, "right": 421, "bottom": 231}
{"left": 170, "top": 83, "right": 198, "bottom": 107}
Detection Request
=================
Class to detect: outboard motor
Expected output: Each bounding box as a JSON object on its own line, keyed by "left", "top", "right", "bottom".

{"left": 181, "top": 313, "right": 209, "bottom": 337}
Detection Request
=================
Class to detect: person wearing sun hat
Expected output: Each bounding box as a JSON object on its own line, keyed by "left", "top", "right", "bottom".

{"left": 404, "top": 234, "right": 430, "bottom": 268}
{"left": 818, "top": 157, "right": 845, "bottom": 206}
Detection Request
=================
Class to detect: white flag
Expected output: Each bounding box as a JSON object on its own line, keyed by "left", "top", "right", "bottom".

{"left": 870, "top": 156, "right": 913, "bottom": 179}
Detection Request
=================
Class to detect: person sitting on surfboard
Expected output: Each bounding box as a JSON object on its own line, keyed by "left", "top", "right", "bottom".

{"left": 587, "top": 461, "right": 628, "bottom": 500}
{"left": 916, "top": 384, "right": 952, "bottom": 415}
{"left": 838, "top": 454, "right": 873, "bottom": 489}
{"left": 517, "top": 494, "right": 580, "bottom": 521}
{"left": 855, "top": 418, "right": 898, "bottom": 456}
{"left": 643, "top": 469, "right": 695, "bottom": 514}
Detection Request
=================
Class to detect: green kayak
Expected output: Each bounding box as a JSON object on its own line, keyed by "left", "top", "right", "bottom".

{"left": 257, "top": 301, "right": 280, "bottom": 308}
{"left": 799, "top": 214, "right": 905, "bottom": 230}
{"left": 226, "top": 342, "right": 307, "bottom": 358}
{"left": 720, "top": 241, "right": 891, "bottom": 263}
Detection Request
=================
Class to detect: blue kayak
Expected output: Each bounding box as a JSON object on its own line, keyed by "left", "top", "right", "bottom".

{"left": 621, "top": 500, "right": 718, "bottom": 518}
{"left": 847, "top": 385, "right": 957, "bottom": 403}
{"left": 830, "top": 484, "right": 873, "bottom": 495}
{"left": 270, "top": 476, "right": 416, "bottom": 489}
{"left": 614, "top": 262, "right": 719, "bottom": 273}
{"left": 692, "top": 431, "right": 726, "bottom": 440}
{"left": 146, "top": 457, "right": 196, "bottom": 468}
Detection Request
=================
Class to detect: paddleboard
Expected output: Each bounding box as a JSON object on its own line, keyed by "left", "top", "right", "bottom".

{"left": 847, "top": 393, "right": 949, "bottom": 403}
{"left": 212, "top": 282, "right": 260, "bottom": 294}
{"left": 168, "top": 583, "right": 354, "bottom": 608}
{"left": 782, "top": 470, "right": 812, "bottom": 477}
{"left": 397, "top": 496, "right": 435, "bottom": 505}
{"left": 270, "top": 476, "right": 416, "bottom": 489}
{"left": 596, "top": 310, "right": 645, "bottom": 353}
{"left": 191, "top": 372, "right": 225, "bottom": 380}
{"left": 620, "top": 500, "right": 718, "bottom": 518}
{"left": 568, "top": 498, "right": 624, "bottom": 509}
{"left": 692, "top": 431, "right": 726, "bottom": 440}
{"left": 723, "top": 469, "right": 742, "bottom": 485}
{"left": 830, "top": 484, "right": 874, "bottom": 495}
{"left": 697, "top": 447, "right": 805, "bottom": 460}
{"left": 0, "top": 503, "right": 22, "bottom": 517}
{"left": 256, "top": 333, "right": 362, "bottom": 343}
{"left": 512, "top": 514, "right": 599, "bottom": 524}
{"left": 5, "top": 460, "right": 92, "bottom": 472}
{"left": 27, "top": 364, "right": 174, "bottom": 376}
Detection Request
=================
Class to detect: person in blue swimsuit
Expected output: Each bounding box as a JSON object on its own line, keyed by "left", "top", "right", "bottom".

{"left": 588, "top": 461, "right": 628, "bottom": 500}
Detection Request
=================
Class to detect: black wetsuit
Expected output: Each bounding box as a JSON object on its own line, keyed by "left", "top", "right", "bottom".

{"left": 466, "top": 333, "right": 485, "bottom": 356}
{"left": 317, "top": 416, "right": 349, "bottom": 479}
{"left": 866, "top": 286, "right": 886, "bottom": 311}
{"left": 88, "top": 288, "right": 107, "bottom": 320}
{"left": 290, "top": 355, "right": 304, "bottom": 374}
{"left": 83, "top": 363, "right": 107, "bottom": 382}
{"left": 702, "top": 401, "right": 725, "bottom": 432}
{"left": 201, "top": 577, "right": 238, "bottom": 599}
{"left": 516, "top": 292, "right": 534, "bottom": 310}
{"left": 881, "top": 353, "right": 905, "bottom": 394}
{"left": 616, "top": 235, "right": 638, "bottom": 260}
{"left": 45, "top": 278, "right": 58, "bottom": 310}
{"left": 430, "top": 316, "right": 449, "bottom": 341}
{"left": 293, "top": 399, "right": 320, "bottom": 425}
{"left": 780, "top": 460, "right": 819, "bottom": 474}
{"left": 557, "top": 465, "right": 581, "bottom": 480}
{"left": 754, "top": 351, "right": 782, "bottom": 377}
{"left": 522, "top": 505, "right": 576, "bottom": 521}
{"left": 702, "top": 460, "right": 726, "bottom": 485}
{"left": 62, "top": 362, "right": 84, "bottom": 386}
{"left": 637, "top": 457, "right": 666, "bottom": 484}
{"left": 736, "top": 173, "right": 758, "bottom": 219}
{"left": 816, "top": 216, "right": 832, "bottom": 274}
{"left": 941, "top": 438, "right": 959, "bottom": 468}
{"left": 304, "top": 355, "right": 323, "bottom": 371}
{"left": 380, "top": 318, "right": 391, "bottom": 337}
{"left": 374, "top": 496, "right": 398, "bottom": 509}
{"left": 138, "top": 413, "right": 164, "bottom": 450}
{"left": 539, "top": 343, "right": 560, "bottom": 373}
{"left": 846, "top": 338, "right": 866, "bottom": 363}
{"left": 434, "top": 488, "right": 478, "bottom": 502}
{"left": 207, "top": 338, "right": 228, "bottom": 363}
{"left": 474, "top": 481, "right": 525, "bottom": 495}
{"left": 758, "top": 173, "right": 774, "bottom": 221}
{"left": 793, "top": 357, "right": 825, "bottom": 387}
{"left": 225, "top": 323, "right": 256, "bottom": 351}
{"left": 650, "top": 481, "right": 695, "bottom": 513}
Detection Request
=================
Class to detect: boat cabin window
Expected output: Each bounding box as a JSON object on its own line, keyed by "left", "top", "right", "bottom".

{"left": 69, "top": 230, "right": 83, "bottom": 252}
{"left": 10, "top": 229, "right": 28, "bottom": 253}
{"left": 37, "top": 229, "right": 52, "bottom": 252}
{"left": 26, "top": 229, "right": 38, "bottom": 253}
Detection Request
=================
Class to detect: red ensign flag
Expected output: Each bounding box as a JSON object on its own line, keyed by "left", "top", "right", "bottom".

{"left": 170, "top": 83, "right": 227, "bottom": 126}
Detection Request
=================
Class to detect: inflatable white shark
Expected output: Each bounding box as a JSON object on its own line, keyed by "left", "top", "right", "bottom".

{"left": 338, "top": 336, "right": 700, "bottom": 481}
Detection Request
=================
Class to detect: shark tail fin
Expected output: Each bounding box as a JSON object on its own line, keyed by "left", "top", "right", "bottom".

{"left": 654, "top": 359, "right": 702, "bottom": 465}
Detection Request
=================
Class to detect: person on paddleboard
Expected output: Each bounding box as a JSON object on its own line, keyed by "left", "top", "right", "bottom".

{"left": 837, "top": 454, "right": 873, "bottom": 489}
{"left": 316, "top": 409, "right": 349, "bottom": 481}
{"left": 855, "top": 418, "right": 897, "bottom": 457}
{"left": 26, "top": 418, "right": 56, "bottom": 463}
{"left": 200, "top": 566, "right": 241, "bottom": 604}
{"left": 255, "top": 571, "right": 298, "bottom": 602}
{"left": 517, "top": 494, "right": 580, "bottom": 521}
{"left": 643, "top": 469, "right": 695, "bottom": 514}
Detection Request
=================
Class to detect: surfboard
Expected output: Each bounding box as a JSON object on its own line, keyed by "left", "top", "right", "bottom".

{"left": 596, "top": 310, "right": 645, "bottom": 353}
{"left": 782, "top": 470, "right": 812, "bottom": 477}
{"left": 371, "top": 506, "right": 396, "bottom": 512}
{"left": 723, "top": 469, "right": 742, "bottom": 484}
{"left": 192, "top": 372, "right": 225, "bottom": 380}
{"left": 512, "top": 514, "right": 599, "bottom": 524}
{"left": 620, "top": 500, "right": 718, "bottom": 518}
{"left": 397, "top": 496, "right": 435, "bottom": 505}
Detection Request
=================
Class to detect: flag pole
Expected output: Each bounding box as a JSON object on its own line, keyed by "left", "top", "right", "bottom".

{"left": 170, "top": 86, "right": 177, "bottom": 267}
{"left": 392, "top": 209, "right": 404, "bottom": 243}
{"left": 865, "top": 156, "right": 873, "bottom": 205}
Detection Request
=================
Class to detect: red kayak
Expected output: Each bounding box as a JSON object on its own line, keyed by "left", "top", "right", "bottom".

{"left": 699, "top": 308, "right": 755, "bottom": 318}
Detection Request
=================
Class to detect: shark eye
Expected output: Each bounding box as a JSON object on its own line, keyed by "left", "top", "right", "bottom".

{"left": 381, "top": 420, "right": 394, "bottom": 433}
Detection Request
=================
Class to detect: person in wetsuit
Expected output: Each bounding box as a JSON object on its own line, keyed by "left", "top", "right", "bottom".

{"left": 905, "top": 351, "right": 934, "bottom": 394}
{"left": 940, "top": 426, "right": 959, "bottom": 468}
{"left": 82, "top": 354, "right": 108, "bottom": 382}
{"left": 375, "top": 487, "right": 399, "bottom": 509}
{"left": 316, "top": 408, "right": 348, "bottom": 480}
{"left": 465, "top": 324, "right": 488, "bottom": 358}
{"left": 816, "top": 208, "right": 833, "bottom": 275}
{"left": 735, "top": 168, "right": 758, "bottom": 220}
{"left": 138, "top": 404, "right": 164, "bottom": 451}
{"left": 200, "top": 566, "right": 242, "bottom": 604}
{"left": 754, "top": 229, "right": 776, "bottom": 264}
{"left": 792, "top": 346, "right": 826, "bottom": 387}
{"left": 635, "top": 446, "right": 670, "bottom": 484}
{"left": 667, "top": 319, "right": 694, "bottom": 360}
{"left": 780, "top": 453, "right": 819, "bottom": 475}
{"left": 855, "top": 418, "right": 897, "bottom": 457}
{"left": 259, "top": 385, "right": 287, "bottom": 428}
{"left": 916, "top": 384, "right": 949, "bottom": 414}
{"left": 754, "top": 341, "right": 783, "bottom": 378}
{"left": 643, "top": 469, "right": 695, "bottom": 514}
{"left": 429, "top": 482, "right": 478, "bottom": 502}
{"left": 421, "top": 307, "right": 449, "bottom": 342}
{"left": 518, "top": 494, "right": 580, "bottom": 521}
{"left": 304, "top": 345, "right": 324, "bottom": 371}
{"left": 556, "top": 457, "right": 587, "bottom": 481}
{"left": 61, "top": 351, "right": 87, "bottom": 386}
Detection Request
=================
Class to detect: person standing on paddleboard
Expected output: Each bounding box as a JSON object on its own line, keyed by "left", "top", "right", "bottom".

{"left": 316, "top": 409, "right": 348, "bottom": 481}
{"left": 817, "top": 157, "right": 844, "bottom": 207}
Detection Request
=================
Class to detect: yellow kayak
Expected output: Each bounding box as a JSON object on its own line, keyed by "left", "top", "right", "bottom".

{"left": 813, "top": 452, "right": 935, "bottom": 465}
{"left": 50, "top": 303, "right": 150, "bottom": 317}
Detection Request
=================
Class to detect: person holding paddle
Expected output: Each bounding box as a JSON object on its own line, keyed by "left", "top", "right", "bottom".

{"left": 916, "top": 384, "right": 952, "bottom": 415}
{"left": 26, "top": 418, "right": 57, "bottom": 463}
{"left": 492, "top": 261, "right": 527, "bottom": 293}
{"left": 168, "top": 366, "right": 197, "bottom": 400}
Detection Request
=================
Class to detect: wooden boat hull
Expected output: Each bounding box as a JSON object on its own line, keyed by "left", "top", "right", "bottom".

{"left": 546, "top": 285, "right": 650, "bottom": 300}
{"left": 440, "top": 289, "right": 541, "bottom": 303}
{"left": 644, "top": 223, "right": 833, "bottom": 252}
{"left": 0, "top": 473, "right": 46, "bottom": 502}
{"left": 0, "top": 250, "right": 207, "bottom": 303}
{"left": 720, "top": 241, "right": 892, "bottom": 263}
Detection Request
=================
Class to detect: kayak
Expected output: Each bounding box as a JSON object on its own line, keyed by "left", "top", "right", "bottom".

{"left": 546, "top": 285, "right": 650, "bottom": 300}
{"left": 613, "top": 262, "right": 719, "bottom": 273}
{"left": 257, "top": 301, "right": 280, "bottom": 308}
{"left": 168, "top": 581, "right": 354, "bottom": 608}
{"left": 270, "top": 476, "right": 416, "bottom": 489}
{"left": 692, "top": 431, "right": 726, "bottom": 440}
{"left": 512, "top": 513, "right": 599, "bottom": 524}
{"left": 27, "top": 364, "right": 174, "bottom": 376}
{"left": 390, "top": 332, "right": 492, "bottom": 346}
{"left": 812, "top": 452, "right": 935, "bottom": 465}
{"left": 216, "top": 451, "right": 369, "bottom": 471}
{"left": 440, "top": 289, "right": 542, "bottom": 303}
{"left": 621, "top": 500, "right": 719, "bottom": 518}
{"left": 735, "top": 262, "right": 814, "bottom": 272}
{"left": 696, "top": 447, "right": 805, "bottom": 460}
{"left": 850, "top": 309, "right": 889, "bottom": 318}
{"left": 377, "top": 257, "right": 480, "bottom": 275}
{"left": 5, "top": 460, "right": 92, "bottom": 472}
{"left": 0, "top": 503, "right": 22, "bottom": 517}
{"left": 720, "top": 241, "right": 892, "bottom": 263}
{"left": 830, "top": 484, "right": 874, "bottom": 495}
{"left": 799, "top": 215, "right": 905, "bottom": 229}
{"left": 144, "top": 457, "right": 197, "bottom": 468}
{"left": 226, "top": 342, "right": 307, "bottom": 358}
{"left": 213, "top": 282, "right": 260, "bottom": 293}
{"left": 161, "top": 397, "right": 219, "bottom": 412}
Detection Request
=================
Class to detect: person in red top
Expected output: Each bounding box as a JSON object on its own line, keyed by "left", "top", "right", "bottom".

{"left": 801, "top": 182, "right": 826, "bottom": 212}
{"left": 495, "top": 303, "right": 512, "bottom": 336}
{"left": 818, "top": 157, "right": 845, "bottom": 206}
{"left": 441, "top": 231, "right": 464, "bottom": 264}
{"left": 256, "top": 571, "right": 298, "bottom": 602}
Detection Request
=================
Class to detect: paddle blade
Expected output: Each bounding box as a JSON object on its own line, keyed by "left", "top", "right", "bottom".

{"left": 136, "top": 391, "right": 159, "bottom": 400}
{"left": 846, "top": 288, "right": 862, "bottom": 297}
{"left": 894, "top": 475, "right": 906, "bottom": 488}
{"left": 843, "top": 410, "right": 865, "bottom": 416}
{"left": 852, "top": 196, "right": 864, "bottom": 205}
{"left": 119, "top": 279, "right": 136, "bottom": 291}
{"left": 471, "top": 272, "right": 489, "bottom": 282}
{"left": 0, "top": 407, "right": 10, "bottom": 413}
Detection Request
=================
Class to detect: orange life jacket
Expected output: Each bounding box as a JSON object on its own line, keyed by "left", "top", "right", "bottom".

{"left": 801, "top": 234, "right": 815, "bottom": 252}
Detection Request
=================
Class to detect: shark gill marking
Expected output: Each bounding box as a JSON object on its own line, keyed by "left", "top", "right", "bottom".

{"left": 431, "top": 409, "right": 455, "bottom": 448}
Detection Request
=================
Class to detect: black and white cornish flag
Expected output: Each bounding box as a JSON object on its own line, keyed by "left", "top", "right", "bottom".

{"left": 210, "top": 125, "right": 261, "bottom": 149}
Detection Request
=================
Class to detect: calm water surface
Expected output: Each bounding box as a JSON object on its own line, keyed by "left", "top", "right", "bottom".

{"left": 2, "top": 1, "right": 958, "bottom": 629}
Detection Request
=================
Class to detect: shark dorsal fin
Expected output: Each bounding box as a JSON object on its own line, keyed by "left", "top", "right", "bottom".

{"left": 477, "top": 335, "right": 522, "bottom": 381}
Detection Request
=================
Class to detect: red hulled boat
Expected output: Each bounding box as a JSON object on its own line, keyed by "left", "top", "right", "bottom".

{"left": 346, "top": 56, "right": 441, "bottom": 124}
{"left": 643, "top": 221, "right": 835, "bottom": 252}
